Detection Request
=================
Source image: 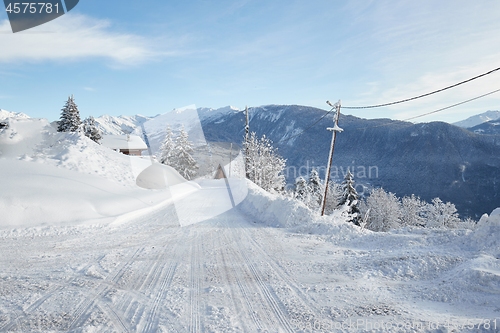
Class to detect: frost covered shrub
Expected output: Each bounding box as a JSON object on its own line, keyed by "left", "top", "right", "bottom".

{"left": 400, "top": 195, "right": 426, "bottom": 227}
{"left": 361, "top": 188, "right": 402, "bottom": 232}
{"left": 360, "top": 187, "right": 468, "bottom": 232}
{"left": 244, "top": 132, "right": 286, "bottom": 192}
{"left": 425, "top": 198, "right": 461, "bottom": 228}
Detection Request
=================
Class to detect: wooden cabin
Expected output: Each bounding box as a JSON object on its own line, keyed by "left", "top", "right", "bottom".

{"left": 101, "top": 134, "right": 148, "bottom": 156}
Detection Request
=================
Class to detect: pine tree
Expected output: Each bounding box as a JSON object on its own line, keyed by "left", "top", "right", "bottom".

{"left": 172, "top": 127, "right": 198, "bottom": 180}
{"left": 339, "top": 170, "right": 361, "bottom": 224}
{"left": 307, "top": 169, "right": 323, "bottom": 209}
{"left": 294, "top": 177, "right": 308, "bottom": 201}
{"left": 323, "top": 181, "right": 342, "bottom": 215}
{"left": 57, "top": 95, "right": 81, "bottom": 132}
{"left": 82, "top": 116, "right": 102, "bottom": 143}
{"left": 159, "top": 126, "right": 175, "bottom": 165}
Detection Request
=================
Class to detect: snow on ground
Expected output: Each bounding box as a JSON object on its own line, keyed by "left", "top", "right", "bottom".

{"left": 1, "top": 114, "right": 500, "bottom": 332}
{"left": 0, "top": 117, "right": 199, "bottom": 228}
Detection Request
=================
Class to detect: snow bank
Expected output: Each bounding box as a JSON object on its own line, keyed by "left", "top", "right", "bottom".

{"left": 136, "top": 162, "right": 190, "bottom": 189}
{"left": 0, "top": 159, "right": 173, "bottom": 227}
{"left": 0, "top": 117, "right": 154, "bottom": 186}
{"left": 469, "top": 208, "right": 500, "bottom": 256}
{"left": 0, "top": 116, "right": 199, "bottom": 228}
{"left": 239, "top": 181, "right": 316, "bottom": 228}
{"left": 239, "top": 181, "right": 362, "bottom": 240}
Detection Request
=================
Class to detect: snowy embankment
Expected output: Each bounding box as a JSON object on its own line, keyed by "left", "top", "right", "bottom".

{"left": 240, "top": 181, "right": 500, "bottom": 324}
{"left": 0, "top": 116, "right": 198, "bottom": 228}
{"left": 240, "top": 181, "right": 362, "bottom": 237}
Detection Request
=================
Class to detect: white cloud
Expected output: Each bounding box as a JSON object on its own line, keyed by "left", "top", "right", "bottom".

{"left": 0, "top": 14, "right": 174, "bottom": 65}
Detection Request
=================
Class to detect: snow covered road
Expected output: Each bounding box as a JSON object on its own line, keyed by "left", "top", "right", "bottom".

{"left": 1, "top": 181, "right": 499, "bottom": 332}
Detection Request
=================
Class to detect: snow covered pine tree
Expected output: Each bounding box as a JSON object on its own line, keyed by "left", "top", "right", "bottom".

{"left": 57, "top": 95, "right": 81, "bottom": 132}
{"left": 339, "top": 170, "right": 361, "bottom": 225}
{"left": 159, "top": 126, "right": 175, "bottom": 165}
{"left": 82, "top": 116, "right": 102, "bottom": 143}
{"left": 172, "top": 126, "right": 198, "bottom": 180}
{"left": 294, "top": 176, "right": 308, "bottom": 202}
{"left": 307, "top": 169, "right": 323, "bottom": 209}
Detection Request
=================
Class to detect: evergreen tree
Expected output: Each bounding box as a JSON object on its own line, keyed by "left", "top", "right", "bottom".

{"left": 159, "top": 126, "right": 175, "bottom": 165}
{"left": 307, "top": 169, "right": 323, "bottom": 209}
{"left": 323, "top": 181, "right": 342, "bottom": 215}
{"left": 82, "top": 116, "right": 102, "bottom": 143}
{"left": 172, "top": 127, "right": 198, "bottom": 180}
{"left": 294, "top": 177, "right": 308, "bottom": 201}
{"left": 339, "top": 170, "right": 361, "bottom": 224}
{"left": 57, "top": 95, "right": 81, "bottom": 132}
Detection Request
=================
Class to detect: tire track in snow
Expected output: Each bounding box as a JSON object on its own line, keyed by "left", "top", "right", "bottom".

{"left": 189, "top": 230, "right": 203, "bottom": 333}
{"left": 0, "top": 263, "right": 94, "bottom": 332}
{"left": 96, "top": 300, "right": 130, "bottom": 333}
{"left": 237, "top": 245, "right": 295, "bottom": 333}
{"left": 0, "top": 285, "right": 63, "bottom": 332}
{"left": 237, "top": 222, "right": 332, "bottom": 324}
{"left": 67, "top": 246, "right": 144, "bottom": 331}
{"left": 223, "top": 215, "right": 325, "bottom": 332}
{"left": 140, "top": 242, "right": 181, "bottom": 333}
{"left": 217, "top": 229, "right": 264, "bottom": 332}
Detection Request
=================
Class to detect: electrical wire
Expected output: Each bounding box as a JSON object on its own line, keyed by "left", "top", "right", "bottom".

{"left": 277, "top": 106, "right": 335, "bottom": 144}
{"left": 402, "top": 88, "right": 500, "bottom": 121}
{"left": 342, "top": 67, "right": 500, "bottom": 110}
{"left": 261, "top": 67, "right": 500, "bottom": 143}
{"left": 351, "top": 87, "right": 500, "bottom": 130}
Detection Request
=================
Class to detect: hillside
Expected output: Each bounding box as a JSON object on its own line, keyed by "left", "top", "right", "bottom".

{"left": 200, "top": 105, "right": 500, "bottom": 218}
{"left": 454, "top": 110, "right": 500, "bottom": 128}
{"left": 467, "top": 119, "right": 500, "bottom": 135}
{"left": 1, "top": 111, "right": 500, "bottom": 333}
{"left": 66, "top": 105, "right": 500, "bottom": 218}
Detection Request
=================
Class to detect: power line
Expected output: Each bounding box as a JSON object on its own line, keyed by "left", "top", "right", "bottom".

{"left": 343, "top": 66, "right": 500, "bottom": 110}
{"left": 403, "top": 88, "right": 500, "bottom": 121}
{"left": 353, "top": 87, "right": 500, "bottom": 130}
{"left": 277, "top": 106, "right": 335, "bottom": 144}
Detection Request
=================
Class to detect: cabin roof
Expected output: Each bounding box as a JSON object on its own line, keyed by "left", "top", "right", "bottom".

{"left": 101, "top": 135, "right": 148, "bottom": 150}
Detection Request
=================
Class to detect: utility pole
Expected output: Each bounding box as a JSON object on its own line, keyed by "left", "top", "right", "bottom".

{"left": 244, "top": 106, "right": 250, "bottom": 179}
{"left": 321, "top": 100, "right": 343, "bottom": 216}
{"left": 229, "top": 143, "right": 232, "bottom": 178}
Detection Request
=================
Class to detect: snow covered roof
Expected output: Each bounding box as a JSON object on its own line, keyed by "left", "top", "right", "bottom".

{"left": 101, "top": 134, "right": 148, "bottom": 150}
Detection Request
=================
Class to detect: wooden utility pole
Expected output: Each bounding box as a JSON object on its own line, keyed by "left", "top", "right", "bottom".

{"left": 229, "top": 143, "right": 233, "bottom": 178}
{"left": 321, "top": 100, "right": 343, "bottom": 216}
{"left": 244, "top": 106, "right": 250, "bottom": 179}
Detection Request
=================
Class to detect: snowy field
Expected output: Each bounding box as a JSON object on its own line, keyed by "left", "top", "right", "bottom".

{"left": 1, "top": 114, "right": 500, "bottom": 332}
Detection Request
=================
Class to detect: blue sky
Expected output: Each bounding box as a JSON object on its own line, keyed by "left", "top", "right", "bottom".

{"left": 1, "top": 0, "right": 500, "bottom": 122}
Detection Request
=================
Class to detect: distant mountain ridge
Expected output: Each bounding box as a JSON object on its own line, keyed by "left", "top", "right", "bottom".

{"left": 94, "top": 114, "right": 152, "bottom": 136}
{"left": 454, "top": 110, "right": 500, "bottom": 128}
{"left": 50, "top": 105, "right": 500, "bottom": 218}
{"left": 0, "top": 109, "right": 30, "bottom": 120}
{"left": 199, "top": 105, "right": 500, "bottom": 218}
{"left": 467, "top": 119, "right": 500, "bottom": 136}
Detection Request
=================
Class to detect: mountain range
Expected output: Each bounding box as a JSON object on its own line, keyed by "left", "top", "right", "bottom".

{"left": 453, "top": 110, "right": 500, "bottom": 128}
{"left": 12, "top": 105, "right": 497, "bottom": 219}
